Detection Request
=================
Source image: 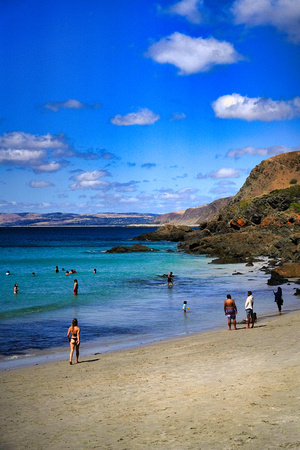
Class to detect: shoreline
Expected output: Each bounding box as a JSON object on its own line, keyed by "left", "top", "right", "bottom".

{"left": 1, "top": 305, "right": 297, "bottom": 372}
{"left": 1, "top": 309, "right": 300, "bottom": 448}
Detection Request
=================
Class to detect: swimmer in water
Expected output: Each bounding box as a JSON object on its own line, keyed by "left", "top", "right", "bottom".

{"left": 14, "top": 283, "right": 19, "bottom": 294}
{"left": 73, "top": 279, "right": 78, "bottom": 295}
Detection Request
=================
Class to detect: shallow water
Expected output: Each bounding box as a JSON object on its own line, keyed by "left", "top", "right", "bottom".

{"left": 1, "top": 226, "right": 299, "bottom": 369}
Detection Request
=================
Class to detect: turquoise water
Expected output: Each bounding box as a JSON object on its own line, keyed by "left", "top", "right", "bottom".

{"left": 1, "top": 227, "right": 299, "bottom": 368}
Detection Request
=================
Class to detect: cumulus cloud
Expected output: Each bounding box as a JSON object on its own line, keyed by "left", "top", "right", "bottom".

{"left": 212, "top": 94, "right": 300, "bottom": 121}
{"left": 155, "top": 187, "right": 198, "bottom": 202}
{"left": 197, "top": 168, "right": 243, "bottom": 179}
{"left": 146, "top": 32, "right": 242, "bottom": 75}
{"left": 209, "top": 168, "right": 243, "bottom": 178}
{"left": 29, "top": 180, "right": 54, "bottom": 188}
{"left": 231, "top": 0, "right": 300, "bottom": 43}
{"left": 44, "top": 99, "right": 99, "bottom": 112}
{"left": 69, "top": 170, "right": 110, "bottom": 190}
{"left": 0, "top": 131, "right": 71, "bottom": 173}
{"left": 226, "top": 144, "right": 300, "bottom": 159}
{"left": 111, "top": 108, "right": 160, "bottom": 126}
{"left": 163, "top": 0, "right": 204, "bottom": 24}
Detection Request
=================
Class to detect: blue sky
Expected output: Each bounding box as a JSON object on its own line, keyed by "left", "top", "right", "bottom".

{"left": 1, "top": 0, "right": 300, "bottom": 215}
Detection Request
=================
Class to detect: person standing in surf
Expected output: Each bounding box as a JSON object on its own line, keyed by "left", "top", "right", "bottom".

{"left": 167, "top": 272, "right": 173, "bottom": 286}
{"left": 273, "top": 287, "right": 283, "bottom": 314}
{"left": 73, "top": 279, "right": 78, "bottom": 295}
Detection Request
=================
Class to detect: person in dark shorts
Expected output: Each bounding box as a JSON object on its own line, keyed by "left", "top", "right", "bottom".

{"left": 224, "top": 294, "right": 238, "bottom": 330}
{"left": 67, "top": 318, "right": 80, "bottom": 364}
{"left": 167, "top": 272, "right": 173, "bottom": 286}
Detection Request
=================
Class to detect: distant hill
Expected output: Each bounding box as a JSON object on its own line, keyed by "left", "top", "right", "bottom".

{"left": 152, "top": 197, "right": 232, "bottom": 225}
{"left": 0, "top": 212, "right": 158, "bottom": 227}
{"left": 153, "top": 151, "right": 300, "bottom": 225}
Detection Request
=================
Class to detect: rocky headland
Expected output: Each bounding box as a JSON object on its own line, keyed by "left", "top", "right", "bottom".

{"left": 134, "top": 152, "right": 300, "bottom": 284}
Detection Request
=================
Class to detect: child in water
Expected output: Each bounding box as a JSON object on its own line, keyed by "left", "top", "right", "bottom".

{"left": 183, "top": 301, "right": 188, "bottom": 313}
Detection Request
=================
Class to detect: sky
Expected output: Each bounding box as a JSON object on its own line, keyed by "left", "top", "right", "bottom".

{"left": 0, "top": 0, "right": 300, "bottom": 215}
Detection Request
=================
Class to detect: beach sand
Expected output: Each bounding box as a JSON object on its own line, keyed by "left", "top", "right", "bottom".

{"left": 1, "top": 311, "right": 300, "bottom": 449}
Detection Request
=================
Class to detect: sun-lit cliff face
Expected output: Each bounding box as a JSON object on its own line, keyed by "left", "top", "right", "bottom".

{"left": 232, "top": 151, "right": 300, "bottom": 203}
{"left": 153, "top": 151, "right": 300, "bottom": 226}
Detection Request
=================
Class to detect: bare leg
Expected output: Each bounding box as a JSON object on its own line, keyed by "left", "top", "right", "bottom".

{"left": 233, "top": 319, "right": 237, "bottom": 330}
{"left": 246, "top": 314, "right": 250, "bottom": 329}
{"left": 76, "top": 344, "right": 80, "bottom": 363}
{"left": 69, "top": 342, "right": 75, "bottom": 364}
{"left": 251, "top": 312, "right": 254, "bottom": 328}
{"left": 227, "top": 318, "right": 231, "bottom": 330}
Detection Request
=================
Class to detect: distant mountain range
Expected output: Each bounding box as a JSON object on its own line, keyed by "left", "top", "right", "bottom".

{"left": 0, "top": 212, "right": 157, "bottom": 227}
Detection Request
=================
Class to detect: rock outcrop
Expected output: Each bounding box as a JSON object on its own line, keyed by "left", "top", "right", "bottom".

{"left": 135, "top": 153, "right": 300, "bottom": 265}
{"left": 106, "top": 244, "right": 159, "bottom": 253}
{"left": 132, "top": 224, "right": 196, "bottom": 242}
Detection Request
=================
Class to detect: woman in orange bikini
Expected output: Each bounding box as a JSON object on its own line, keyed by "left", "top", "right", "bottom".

{"left": 67, "top": 318, "right": 80, "bottom": 364}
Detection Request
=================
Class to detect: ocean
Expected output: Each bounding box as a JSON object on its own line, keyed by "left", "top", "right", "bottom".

{"left": 1, "top": 226, "right": 299, "bottom": 369}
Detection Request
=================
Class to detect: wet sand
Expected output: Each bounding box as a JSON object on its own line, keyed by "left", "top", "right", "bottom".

{"left": 1, "top": 311, "right": 300, "bottom": 449}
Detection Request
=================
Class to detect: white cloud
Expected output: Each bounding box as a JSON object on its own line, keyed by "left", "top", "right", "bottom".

{"left": 226, "top": 144, "right": 300, "bottom": 159}
{"left": 69, "top": 170, "right": 110, "bottom": 190}
{"left": 0, "top": 131, "right": 68, "bottom": 151}
{"left": 156, "top": 187, "right": 198, "bottom": 201}
{"left": 147, "top": 32, "right": 242, "bottom": 75}
{"left": 44, "top": 99, "right": 99, "bottom": 112}
{"left": 208, "top": 168, "right": 243, "bottom": 178}
{"left": 232, "top": 0, "right": 300, "bottom": 43}
{"left": 29, "top": 180, "right": 54, "bottom": 188}
{"left": 0, "top": 132, "right": 70, "bottom": 172}
{"left": 35, "top": 161, "right": 65, "bottom": 173}
{"left": 111, "top": 108, "right": 160, "bottom": 126}
{"left": 212, "top": 94, "right": 300, "bottom": 121}
{"left": 164, "top": 0, "right": 204, "bottom": 24}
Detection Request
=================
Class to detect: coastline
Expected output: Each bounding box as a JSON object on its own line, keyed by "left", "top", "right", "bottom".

{"left": 1, "top": 303, "right": 298, "bottom": 372}
{"left": 1, "top": 309, "right": 300, "bottom": 449}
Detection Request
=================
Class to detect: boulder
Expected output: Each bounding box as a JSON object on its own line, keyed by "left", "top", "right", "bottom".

{"left": 106, "top": 244, "right": 159, "bottom": 253}
{"left": 272, "top": 262, "right": 300, "bottom": 278}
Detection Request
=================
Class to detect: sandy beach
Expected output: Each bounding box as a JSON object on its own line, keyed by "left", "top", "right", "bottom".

{"left": 1, "top": 311, "right": 300, "bottom": 450}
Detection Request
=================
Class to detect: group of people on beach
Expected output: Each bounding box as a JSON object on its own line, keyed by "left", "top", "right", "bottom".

{"left": 223, "top": 287, "right": 283, "bottom": 331}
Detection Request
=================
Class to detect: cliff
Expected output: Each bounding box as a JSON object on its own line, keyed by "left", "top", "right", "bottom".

{"left": 152, "top": 197, "right": 231, "bottom": 225}
{"left": 153, "top": 151, "right": 300, "bottom": 225}
{"left": 135, "top": 152, "right": 300, "bottom": 264}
